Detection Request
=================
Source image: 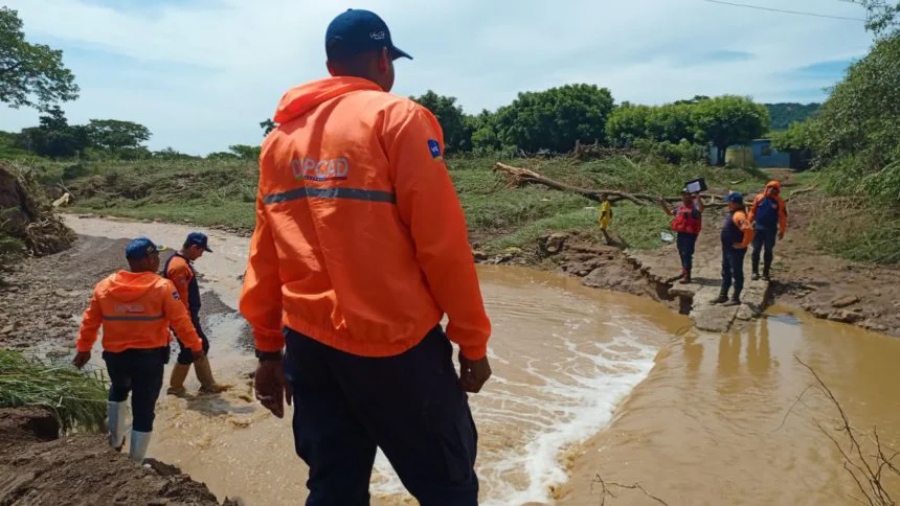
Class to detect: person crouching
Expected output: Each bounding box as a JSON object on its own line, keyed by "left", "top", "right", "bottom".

{"left": 72, "top": 237, "right": 205, "bottom": 463}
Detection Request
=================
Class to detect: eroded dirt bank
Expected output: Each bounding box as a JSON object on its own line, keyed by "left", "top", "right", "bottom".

{"left": 0, "top": 407, "right": 242, "bottom": 506}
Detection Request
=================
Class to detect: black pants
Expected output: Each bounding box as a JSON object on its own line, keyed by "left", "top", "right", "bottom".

{"left": 751, "top": 227, "right": 777, "bottom": 274}
{"left": 103, "top": 347, "right": 167, "bottom": 432}
{"left": 676, "top": 233, "right": 698, "bottom": 274}
{"left": 721, "top": 246, "right": 747, "bottom": 296}
{"left": 175, "top": 313, "right": 210, "bottom": 365}
{"left": 283, "top": 326, "right": 479, "bottom": 506}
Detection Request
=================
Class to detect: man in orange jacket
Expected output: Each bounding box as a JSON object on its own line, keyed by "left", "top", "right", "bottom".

{"left": 748, "top": 180, "right": 788, "bottom": 281}
{"left": 163, "top": 232, "right": 228, "bottom": 395}
{"left": 239, "top": 8, "right": 492, "bottom": 504}
{"left": 73, "top": 237, "right": 204, "bottom": 463}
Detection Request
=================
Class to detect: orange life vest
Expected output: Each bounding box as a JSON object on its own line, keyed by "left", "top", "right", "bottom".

{"left": 671, "top": 204, "right": 702, "bottom": 235}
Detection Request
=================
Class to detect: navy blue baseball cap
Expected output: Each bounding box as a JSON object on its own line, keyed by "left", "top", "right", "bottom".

{"left": 325, "top": 9, "right": 412, "bottom": 62}
{"left": 724, "top": 191, "right": 744, "bottom": 204}
{"left": 125, "top": 237, "right": 166, "bottom": 260}
{"left": 186, "top": 232, "right": 212, "bottom": 253}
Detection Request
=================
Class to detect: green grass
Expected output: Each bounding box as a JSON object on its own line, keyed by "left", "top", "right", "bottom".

{"left": 0, "top": 349, "right": 109, "bottom": 433}
{"left": 23, "top": 154, "right": 770, "bottom": 254}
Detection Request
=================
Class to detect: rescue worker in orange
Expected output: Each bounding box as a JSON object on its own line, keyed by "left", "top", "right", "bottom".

{"left": 712, "top": 192, "right": 755, "bottom": 306}
{"left": 72, "top": 237, "right": 204, "bottom": 463}
{"left": 163, "top": 232, "right": 228, "bottom": 395}
{"left": 661, "top": 189, "right": 704, "bottom": 284}
{"left": 239, "top": 8, "right": 492, "bottom": 505}
{"left": 747, "top": 180, "right": 788, "bottom": 281}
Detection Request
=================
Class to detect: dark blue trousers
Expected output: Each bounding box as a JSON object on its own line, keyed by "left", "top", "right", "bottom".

{"left": 721, "top": 246, "right": 747, "bottom": 296}
{"left": 751, "top": 227, "right": 778, "bottom": 275}
{"left": 104, "top": 347, "right": 167, "bottom": 432}
{"left": 676, "top": 232, "right": 698, "bottom": 275}
{"left": 174, "top": 313, "right": 210, "bottom": 365}
{"left": 283, "top": 326, "right": 479, "bottom": 506}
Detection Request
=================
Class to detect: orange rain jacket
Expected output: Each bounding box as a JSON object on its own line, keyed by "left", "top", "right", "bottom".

{"left": 239, "top": 76, "right": 491, "bottom": 360}
{"left": 76, "top": 271, "right": 203, "bottom": 354}
{"left": 164, "top": 255, "right": 193, "bottom": 310}
{"left": 748, "top": 180, "right": 788, "bottom": 235}
{"left": 729, "top": 210, "right": 755, "bottom": 249}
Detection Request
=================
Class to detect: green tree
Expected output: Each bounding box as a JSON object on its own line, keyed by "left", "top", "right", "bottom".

{"left": 86, "top": 119, "right": 151, "bottom": 152}
{"left": 16, "top": 106, "right": 89, "bottom": 158}
{"left": 467, "top": 109, "right": 501, "bottom": 153}
{"left": 764, "top": 102, "right": 821, "bottom": 131}
{"left": 646, "top": 103, "right": 696, "bottom": 144}
{"left": 260, "top": 118, "right": 276, "bottom": 136}
{"left": 606, "top": 103, "right": 653, "bottom": 147}
{"left": 691, "top": 95, "right": 770, "bottom": 165}
{"left": 411, "top": 91, "right": 470, "bottom": 153}
{"left": 495, "top": 84, "right": 615, "bottom": 153}
{"left": 771, "top": 119, "right": 820, "bottom": 153}
{"left": 0, "top": 7, "right": 79, "bottom": 111}
{"left": 850, "top": 0, "right": 900, "bottom": 38}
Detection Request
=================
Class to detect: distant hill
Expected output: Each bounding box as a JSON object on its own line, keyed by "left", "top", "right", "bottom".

{"left": 764, "top": 102, "right": 821, "bottom": 131}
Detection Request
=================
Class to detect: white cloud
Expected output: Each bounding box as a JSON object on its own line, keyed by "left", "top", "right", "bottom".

{"left": 1, "top": 0, "right": 873, "bottom": 155}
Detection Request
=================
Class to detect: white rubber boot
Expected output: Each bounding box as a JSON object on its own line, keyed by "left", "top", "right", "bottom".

{"left": 129, "top": 430, "right": 152, "bottom": 463}
{"left": 107, "top": 401, "right": 128, "bottom": 450}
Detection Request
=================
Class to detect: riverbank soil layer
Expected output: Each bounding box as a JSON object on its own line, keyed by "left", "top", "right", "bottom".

{"left": 0, "top": 407, "right": 240, "bottom": 506}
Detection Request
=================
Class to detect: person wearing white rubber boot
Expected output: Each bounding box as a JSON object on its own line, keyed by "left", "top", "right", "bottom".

{"left": 73, "top": 237, "right": 205, "bottom": 463}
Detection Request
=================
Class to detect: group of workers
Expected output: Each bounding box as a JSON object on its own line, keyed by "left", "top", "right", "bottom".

{"left": 67, "top": 7, "right": 793, "bottom": 504}
{"left": 72, "top": 8, "right": 491, "bottom": 505}
{"left": 72, "top": 232, "right": 227, "bottom": 463}
{"left": 602, "top": 180, "right": 788, "bottom": 306}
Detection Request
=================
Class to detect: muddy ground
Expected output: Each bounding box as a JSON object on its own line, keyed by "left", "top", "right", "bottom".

{"left": 0, "top": 407, "right": 242, "bottom": 506}
{"left": 0, "top": 234, "right": 247, "bottom": 506}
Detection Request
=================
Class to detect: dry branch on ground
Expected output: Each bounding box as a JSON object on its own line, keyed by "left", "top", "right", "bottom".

{"left": 493, "top": 162, "right": 729, "bottom": 208}
{"left": 590, "top": 474, "right": 669, "bottom": 506}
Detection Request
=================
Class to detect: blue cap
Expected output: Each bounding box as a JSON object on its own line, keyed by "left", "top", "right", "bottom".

{"left": 724, "top": 191, "right": 744, "bottom": 204}
{"left": 186, "top": 232, "right": 212, "bottom": 253}
{"left": 325, "top": 9, "right": 412, "bottom": 62}
{"left": 125, "top": 237, "right": 166, "bottom": 260}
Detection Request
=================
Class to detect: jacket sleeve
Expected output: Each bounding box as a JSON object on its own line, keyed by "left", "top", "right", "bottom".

{"left": 733, "top": 211, "right": 755, "bottom": 249}
{"left": 747, "top": 195, "right": 762, "bottom": 224}
{"left": 162, "top": 281, "right": 203, "bottom": 352}
{"left": 238, "top": 186, "right": 285, "bottom": 353}
{"left": 165, "top": 259, "right": 192, "bottom": 309}
{"left": 778, "top": 197, "right": 788, "bottom": 234}
{"left": 75, "top": 288, "right": 103, "bottom": 353}
{"left": 385, "top": 104, "right": 492, "bottom": 360}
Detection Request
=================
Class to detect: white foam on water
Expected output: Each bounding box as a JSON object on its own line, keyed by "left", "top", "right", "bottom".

{"left": 369, "top": 323, "right": 658, "bottom": 505}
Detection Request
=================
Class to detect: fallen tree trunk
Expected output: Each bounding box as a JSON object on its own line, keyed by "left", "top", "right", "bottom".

{"left": 493, "top": 162, "right": 729, "bottom": 207}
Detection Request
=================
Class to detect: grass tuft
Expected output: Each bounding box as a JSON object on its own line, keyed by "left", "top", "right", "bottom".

{"left": 0, "top": 349, "right": 109, "bottom": 433}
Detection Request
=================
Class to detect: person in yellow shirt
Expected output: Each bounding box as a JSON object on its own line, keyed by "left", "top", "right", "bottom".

{"left": 598, "top": 193, "right": 613, "bottom": 244}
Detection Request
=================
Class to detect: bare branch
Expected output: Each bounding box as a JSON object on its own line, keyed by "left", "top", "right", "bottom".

{"left": 591, "top": 474, "right": 669, "bottom": 506}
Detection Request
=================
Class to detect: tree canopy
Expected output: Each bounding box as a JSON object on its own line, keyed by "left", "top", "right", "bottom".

{"left": 0, "top": 7, "right": 79, "bottom": 111}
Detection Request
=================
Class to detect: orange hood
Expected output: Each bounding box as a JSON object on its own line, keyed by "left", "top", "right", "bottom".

{"left": 272, "top": 77, "right": 383, "bottom": 125}
{"left": 101, "top": 271, "right": 160, "bottom": 302}
{"left": 765, "top": 180, "right": 782, "bottom": 193}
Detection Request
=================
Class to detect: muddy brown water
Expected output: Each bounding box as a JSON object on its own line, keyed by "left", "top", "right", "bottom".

{"left": 64, "top": 216, "right": 900, "bottom": 505}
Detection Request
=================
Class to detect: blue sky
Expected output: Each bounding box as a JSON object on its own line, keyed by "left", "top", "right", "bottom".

{"left": 1, "top": 0, "right": 873, "bottom": 155}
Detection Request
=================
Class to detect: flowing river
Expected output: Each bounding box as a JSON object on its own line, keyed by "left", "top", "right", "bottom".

{"left": 66, "top": 217, "right": 900, "bottom": 505}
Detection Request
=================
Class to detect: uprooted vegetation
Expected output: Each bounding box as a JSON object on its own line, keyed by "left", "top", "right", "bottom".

{"left": 0, "top": 162, "right": 76, "bottom": 270}
{"left": 25, "top": 154, "right": 770, "bottom": 253}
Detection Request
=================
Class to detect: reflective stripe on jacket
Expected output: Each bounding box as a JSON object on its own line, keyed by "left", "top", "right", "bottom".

{"left": 76, "top": 270, "right": 203, "bottom": 353}
{"left": 239, "top": 76, "right": 491, "bottom": 360}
